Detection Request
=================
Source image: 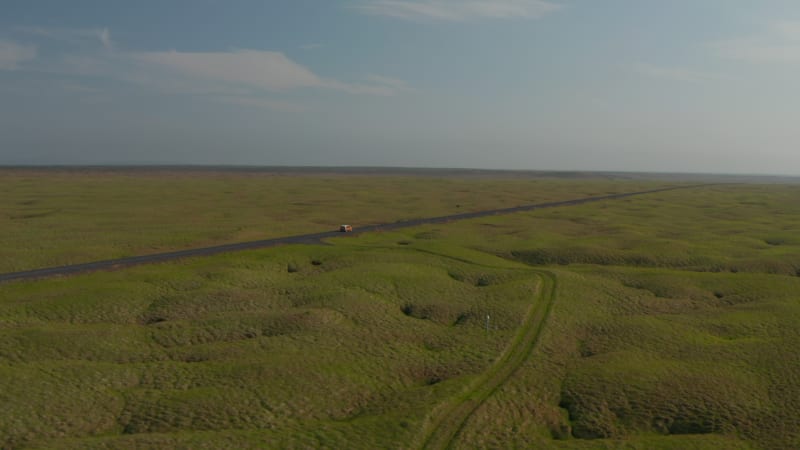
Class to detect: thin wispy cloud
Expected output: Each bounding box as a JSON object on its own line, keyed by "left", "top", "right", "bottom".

{"left": 364, "top": 74, "right": 414, "bottom": 92}
{"left": 353, "top": 0, "right": 561, "bottom": 21}
{"left": 634, "top": 63, "right": 720, "bottom": 83}
{"left": 5, "top": 26, "right": 411, "bottom": 111}
{"left": 16, "top": 26, "right": 113, "bottom": 50}
{"left": 97, "top": 28, "right": 113, "bottom": 50}
{"left": 0, "top": 40, "right": 36, "bottom": 70}
{"left": 711, "top": 20, "right": 800, "bottom": 64}
{"left": 214, "top": 95, "right": 309, "bottom": 112}
{"left": 133, "top": 49, "right": 408, "bottom": 95}
{"left": 133, "top": 50, "right": 326, "bottom": 91}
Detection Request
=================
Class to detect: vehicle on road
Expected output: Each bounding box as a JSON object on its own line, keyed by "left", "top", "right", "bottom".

{"left": 339, "top": 224, "right": 353, "bottom": 232}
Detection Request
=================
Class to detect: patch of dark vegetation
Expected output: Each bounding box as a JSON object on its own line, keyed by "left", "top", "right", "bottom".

{"left": 549, "top": 422, "right": 572, "bottom": 440}
{"left": 397, "top": 240, "right": 412, "bottom": 245}
{"left": 401, "top": 303, "right": 431, "bottom": 320}
{"left": 666, "top": 416, "right": 715, "bottom": 435}
{"left": 402, "top": 362, "right": 470, "bottom": 388}
{"left": 453, "top": 312, "right": 471, "bottom": 326}
{"left": 560, "top": 368, "right": 755, "bottom": 442}
{"left": 200, "top": 270, "right": 225, "bottom": 281}
{"left": 578, "top": 341, "right": 596, "bottom": 358}
{"left": 620, "top": 279, "right": 650, "bottom": 292}
{"left": 449, "top": 270, "right": 508, "bottom": 287}
{"left": 447, "top": 271, "right": 464, "bottom": 282}
{"left": 243, "top": 330, "right": 259, "bottom": 339}
{"left": 616, "top": 277, "right": 715, "bottom": 302}
{"left": 10, "top": 209, "right": 61, "bottom": 220}
{"left": 423, "top": 338, "right": 448, "bottom": 352}
{"left": 414, "top": 230, "right": 441, "bottom": 240}
{"left": 512, "top": 249, "right": 571, "bottom": 265}
{"left": 558, "top": 393, "right": 578, "bottom": 437}
{"left": 713, "top": 291, "right": 724, "bottom": 299}
{"left": 183, "top": 353, "right": 210, "bottom": 363}
{"left": 149, "top": 311, "right": 334, "bottom": 348}
{"left": 718, "top": 259, "right": 800, "bottom": 276}
{"left": 715, "top": 293, "right": 755, "bottom": 307}
{"left": 426, "top": 376, "right": 442, "bottom": 385}
{"left": 764, "top": 237, "right": 786, "bottom": 246}
{"left": 143, "top": 316, "right": 167, "bottom": 325}
{"left": 400, "top": 302, "right": 461, "bottom": 325}
{"left": 511, "top": 247, "right": 718, "bottom": 270}
{"left": 287, "top": 262, "right": 299, "bottom": 273}
{"left": 557, "top": 400, "right": 616, "bottom": 439}
{"left": 311, "top": 259, "right": 323, "bottom": 266}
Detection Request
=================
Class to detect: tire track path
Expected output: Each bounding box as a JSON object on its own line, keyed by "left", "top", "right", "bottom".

{"left": 416, "top": 270, "right": 558, "bottom": 450}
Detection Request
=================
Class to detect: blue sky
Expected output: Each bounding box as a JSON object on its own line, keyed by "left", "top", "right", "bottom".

{"left": 2, "top": 1, "right": 800, "bottom": 174}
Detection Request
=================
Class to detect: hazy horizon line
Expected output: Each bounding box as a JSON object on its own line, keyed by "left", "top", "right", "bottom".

{"left": 2, "top": 164, "right": 800, "bottom": 180}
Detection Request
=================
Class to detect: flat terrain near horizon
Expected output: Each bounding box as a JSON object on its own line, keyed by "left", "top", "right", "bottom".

{"left": 0, "top": 168, "right": 674, "bottom": 273}
{"left": 2, "top": 168, "right": 800, "bottom": 449}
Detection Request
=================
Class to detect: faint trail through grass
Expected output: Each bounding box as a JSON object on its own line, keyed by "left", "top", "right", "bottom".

{"left": 415, "top": 270, "right": 557, "bottom": 450}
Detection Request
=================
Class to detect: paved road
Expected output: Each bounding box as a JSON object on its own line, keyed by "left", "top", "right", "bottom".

{"left": 0, "top": 184, "right": 711, "bottom": 283}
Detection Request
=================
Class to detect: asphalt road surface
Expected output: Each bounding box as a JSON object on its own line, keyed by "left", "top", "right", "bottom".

{"left": 0, "top": 184, "right": 711, "bottom": 283}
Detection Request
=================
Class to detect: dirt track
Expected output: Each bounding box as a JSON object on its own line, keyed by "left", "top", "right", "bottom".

{"left": 415, "top": 270, "right": 557, "bottom": 450}
{"left": 0, "top": 184, "right": 711, "bottom": 283}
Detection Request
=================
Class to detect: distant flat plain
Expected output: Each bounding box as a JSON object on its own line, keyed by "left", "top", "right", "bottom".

{"left": 0, "top": 167, "right": 674, "bottom": 273}
{"left": 1, "top": 167, "right": 799, "bottom": 449}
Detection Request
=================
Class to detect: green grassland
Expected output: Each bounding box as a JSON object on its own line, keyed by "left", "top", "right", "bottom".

{"left": 0, "top": 168, "right": 668, "bottom": 273}
{"left": 2, "top": 171, "right": 800, "bottom": 449}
